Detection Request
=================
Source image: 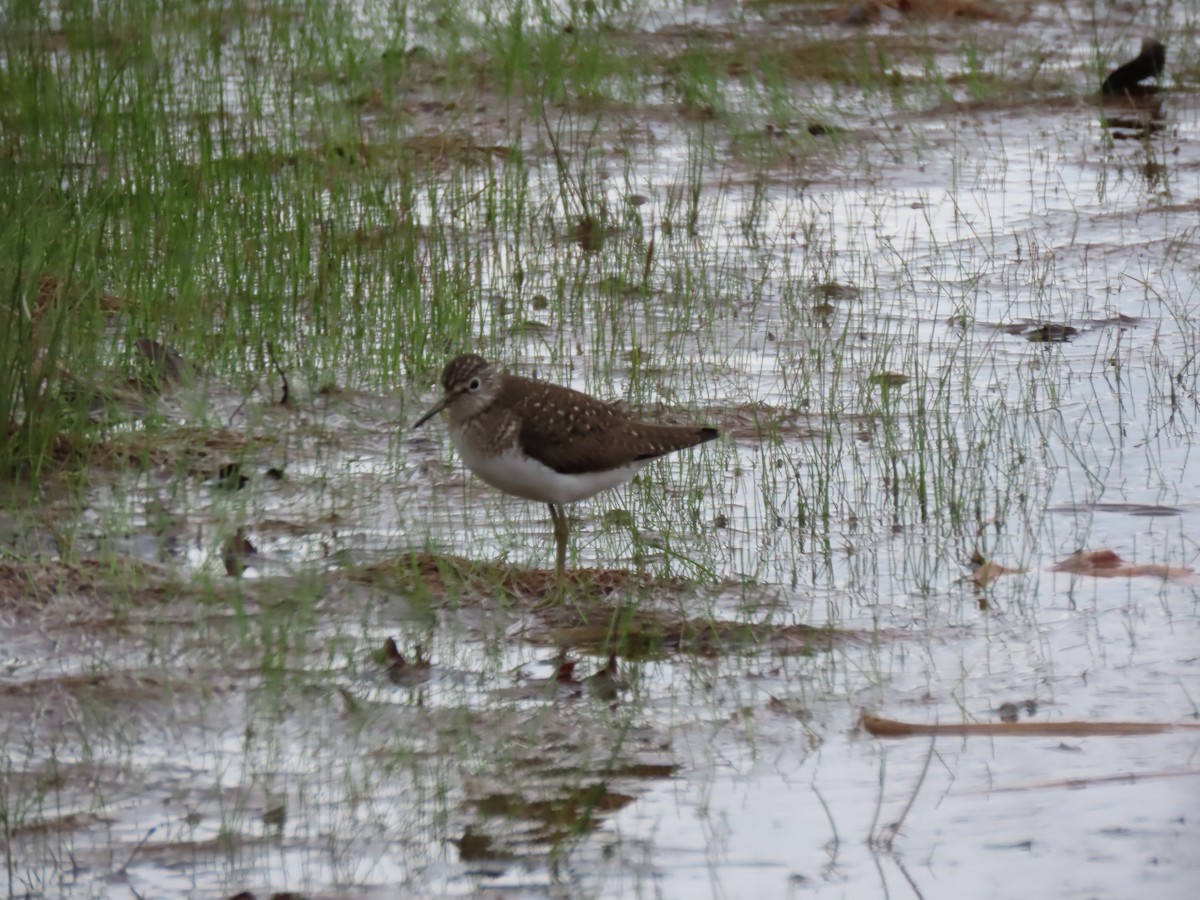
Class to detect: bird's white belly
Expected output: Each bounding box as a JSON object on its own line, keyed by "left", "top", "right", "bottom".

{"left": 453, "top": 437, "right": 646, "bottom": 505}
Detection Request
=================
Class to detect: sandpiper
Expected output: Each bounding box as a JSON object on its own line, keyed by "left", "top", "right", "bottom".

{"left": 413, "top": 354, "right": 718, "bottom": 578}
{"left": 1102, "top": 38, "right": 1166, "bottom": 96}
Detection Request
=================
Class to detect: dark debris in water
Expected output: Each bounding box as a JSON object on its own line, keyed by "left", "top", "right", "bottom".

{"left": 973, "top": 313, "right": 1140, "bottom": 343}
{"left": 375, "top": 636, "right": 432, "bottom": 686}
{"left": 473, "top": 782, "right": 636, "bottom": 846}
{"left": 212, "top": 461, "right": 250, "bottom": 491}
{"left": 1048, "top": 501, "right": 1183, "bottom": 518}
{"left": 869, "top": 371, "right": 910, "bottom": 388}
{"left": 1022, "top": 323, "right": 1079, "bottom": 343}
{"left": 498, "top": 651, "right": 629, "bottom": 701}
{"left": 993, "top": 699, "right": 1039, "bottom": 722}
{"left": 805, "top": 122, "right": 844, "bottom": 137}
{"left": 813, "top": 281, "right": 860, "bottom": 302}
{"left": 1103, "top": 107, "right": 1166, "bottom": 140}
{"left": 453, "top": 825, "right": 508, "bottom": 863}
{"left": 572, "top": 215, "right": 607, "bottom": 253}
{"left": 222, "top": 527, "right": 258, "bottom": 577}
{"left": 766, "top": 694, "right": 814, "bottom": 721}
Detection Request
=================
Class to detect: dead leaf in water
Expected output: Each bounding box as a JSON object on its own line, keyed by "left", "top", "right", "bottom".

{"left": 1054, "top": 548, "right": 1124, "bottom": 571}
{"left": 1052, "top": 549, "right": 1195, "bottom": 580}
{"left": 968, "top": 549, "right": 1195, "bottom": 584}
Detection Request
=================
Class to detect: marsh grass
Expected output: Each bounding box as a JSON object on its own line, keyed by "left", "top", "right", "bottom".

{"left": 2, "top": 0, "right": 1198, "bottom": 895}
{"left": 3, "top": 0, "right": 1060, "bottom": 473}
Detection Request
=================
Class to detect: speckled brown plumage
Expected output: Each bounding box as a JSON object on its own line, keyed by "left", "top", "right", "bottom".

{"left": 426, "top": 353, "right": 717, "bottom": 476}
{"left": 413, "top": 353, "right": 719, "bottom": 579}
{"left": 499, "top": 372, "right": 715, "bottom": 474}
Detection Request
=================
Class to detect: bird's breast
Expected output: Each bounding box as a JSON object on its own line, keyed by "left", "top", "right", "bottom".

{"left": 451, "top": 433, "right": 647, "bottom": 505}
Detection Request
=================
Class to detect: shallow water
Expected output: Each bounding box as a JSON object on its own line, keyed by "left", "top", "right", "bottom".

{"left": 4, "top": 2, "right": 1200, "bottom": 898}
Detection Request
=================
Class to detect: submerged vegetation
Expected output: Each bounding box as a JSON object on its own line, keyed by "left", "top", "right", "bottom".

{"left": 1, "top": 0, "right": 1198, "bottom": 896}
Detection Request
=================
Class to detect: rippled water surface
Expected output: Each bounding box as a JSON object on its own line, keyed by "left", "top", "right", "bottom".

{"left": 3, "top": 1, "right": 1199, "bottom": 897}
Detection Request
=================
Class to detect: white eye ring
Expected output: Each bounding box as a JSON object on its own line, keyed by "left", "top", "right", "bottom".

{"left": 468, "top": 377, "right": 481, "bottom": 391}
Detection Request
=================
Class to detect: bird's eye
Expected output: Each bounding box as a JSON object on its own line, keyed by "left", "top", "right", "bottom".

{"left": 468, "top": 377, "right": 481, "bottom": 391}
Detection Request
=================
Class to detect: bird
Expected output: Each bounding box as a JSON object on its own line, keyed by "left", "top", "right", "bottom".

{"left": 412, "top": 354, "right": 718, "bottom": 580}
{"left": 1101, "top": 38, "right": 1166, "bottom": 96}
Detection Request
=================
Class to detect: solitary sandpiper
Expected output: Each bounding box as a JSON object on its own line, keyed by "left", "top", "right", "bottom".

{"left": 1101, "top": 38, "right": 1166, "bottom": 96}
{"left": 413, "top": 354, "right": 718, "bottom": 578}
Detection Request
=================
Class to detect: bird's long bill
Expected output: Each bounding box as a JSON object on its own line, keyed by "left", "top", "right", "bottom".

{"left": 411, "top": 395, "right": 451, "bottom": 429}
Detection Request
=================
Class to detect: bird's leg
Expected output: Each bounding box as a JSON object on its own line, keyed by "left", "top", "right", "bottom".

{"left": 548, "top": 503, "right": 569, "bottom": 581}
